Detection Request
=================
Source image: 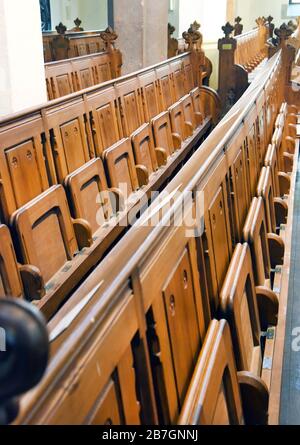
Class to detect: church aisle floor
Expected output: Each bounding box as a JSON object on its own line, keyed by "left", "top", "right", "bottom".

{"left": 280, "top": 151, "right": 300, "bottom": 425}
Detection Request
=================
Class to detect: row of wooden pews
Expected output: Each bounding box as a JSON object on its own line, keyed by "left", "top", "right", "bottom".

{"left": 13, "top": 35, "right": 299, "bottom": 425}
{"left": 0, "top": 37, "right": 219, "bottom": 321}
{"left": 43, "top": 22, "right": 108, "bottom": 63}
{"left": 218, "top": 17, "right": 273, "bottom": 111}
{"left": 45, "top": 27, "right": 123, "bottom": 100}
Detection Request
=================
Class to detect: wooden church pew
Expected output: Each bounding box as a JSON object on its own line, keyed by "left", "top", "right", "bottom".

{"left": 218, "top": 18, "right": 271, "bottom": 111}
{"left": 13, "top": 43, "right": 298, "bottom": 426}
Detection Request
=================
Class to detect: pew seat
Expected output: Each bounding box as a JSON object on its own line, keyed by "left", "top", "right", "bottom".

{"left": 179, "top": 319, "right": 269, "bottom": 425}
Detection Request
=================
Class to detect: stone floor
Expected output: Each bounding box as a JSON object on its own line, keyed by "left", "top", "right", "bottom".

{"left": 280, "top": 152, "right": 300, "bottom": 425}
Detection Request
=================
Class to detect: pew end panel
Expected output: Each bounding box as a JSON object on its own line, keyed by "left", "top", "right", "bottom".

{"left": 65, "top": 158, "right": 113, "bottom": 236}
{"left": 44, "top": 98, "right": 93, "bottom": 183}
{"left": 131, "top": 123, "right": 159, "bottom": 176}
{"left": 140, "top": 219, "right": 210, "bottom": 424}
{"left": 178, "top": 320, "right": 244, "bottom": 425}
{"left": 0, "top": 115, "right": 51, "bottom": 223}
{"left": 11, "top": 185, "right": 79, "bottom": 302}
{"left": 103, "top": 138, "right": 140, "bottom": 196}
{"left": 86, "top": 87, "right": 121, "bottom": 156}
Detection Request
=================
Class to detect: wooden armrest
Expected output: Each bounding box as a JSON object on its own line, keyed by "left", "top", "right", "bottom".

{"left": 109, "top": 187, "right": 125, "bottom": 213}
{"left": 19, "top": 264, "right": 45, "bottom": 302}
{"left": 267, "top": 233, "right": 285, "bottom": 268}
{"left": 287, "top": 123, "right": 297, "bottom": 139}
{"left": 172, "top": 133, "right": 182, "bottom": 150}
{"left": 238, "top": 371, "right": 269, "bottom": 425}
{"left": 155, "top": 147, "right": 168, "bottom": 167}
{"left": 184, "top": 121, "right": 194, "bottom": 138}
{"left": 285, "top": 136, "right": 296, "bottom": 155}
{"left": 194, "top": 111, "right": 204, "bottom": 126}
{"left": 136, "top": 165, "right": 149, "bottom": 187}
{"left": 274, "top": 197, "right": 288, "bottom": 226}
{"left": 288, "top": 104, "right": 299, "bottom": 114}
{"left": 287, "top": 112, "right": 298, "bottom": 125}
{"left": 255, "top": 286, "right": 279, "bottom": 329}
{"left": 72, "top": 218, "right": 93, "bottom": 250}
{"left": 278, "top": 172, "right": 291, "bottom": 196}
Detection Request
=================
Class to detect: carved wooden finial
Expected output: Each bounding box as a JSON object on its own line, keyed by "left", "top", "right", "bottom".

{"left": 267, "top": 16, "right": 274, "bottom": 24}
{"left": 288, "top": 20, "right": 297, "bottom": 32}
{"left": 55, "top": 22, "right": 67, "bottom": 35}
{"left": 256, "top": 17, "right": 266, "bottom": 28}
{"left": 275, "top": 23, "right": 293, "bottom": 45}
{"left": 234, "top": 17, "right": 243, "bottom": 36}
{"left": 73, "top": 18, "right": 84, "bottom": 32}
{"left": 182, "top": 21, "right": 203, "bottom": 50}
{"left": 168, "top": 23, "right": 179, "bottom": 58}
{"left": 100, "top": 26, "right": 118, "bottom": 51}
{"left": 168, "top": 22, "right": 176, "bottom": 37}
{"left": 222, "top": 22, "right": 235, "bottom": 39}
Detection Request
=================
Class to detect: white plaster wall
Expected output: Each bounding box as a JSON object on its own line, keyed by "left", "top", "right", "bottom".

{"left": 168, "top": 0, "right": 180, "bottom": 38}
{"left": 235, "top": 0, "right": 290, "bottom": 32}
{"left": 50, "top": 0, "right": 107, "bottom": 31}
{"left": 0, "top": 0, "right": 47, "bottom": 116}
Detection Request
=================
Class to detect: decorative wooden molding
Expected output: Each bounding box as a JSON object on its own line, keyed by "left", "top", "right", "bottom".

{"left": 234, "top": 17, "right": 243, "bottom": 37}
{"left": 182, "top": 21, "right": 203, "bottom": 51}
{"left": 100, "top": 26, "right": 118, "bottom": 52}
{"left": 275, "top": 23, "right": 293, "bottom": 47}
{"left": 55, "top": 22, "right": 67, "bottom": 35}
{"left": 168, "top": 23, "right": 179, "bottom": 58}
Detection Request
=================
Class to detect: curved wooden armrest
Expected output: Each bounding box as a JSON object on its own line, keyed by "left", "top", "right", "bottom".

{"left": 18, "top": 264, "right": 45, "bottom": 302}
{"left": 283, "top": 152, "right": 294, "bottom": 173}
{"left": 285, "top": 136, "right": 296, "bottom": 155}
{"left": 278, "top": 171, "right": 291, "bottom": 196}
{"left": 267, "top": 233, "right": 285, "bottom": 268}
{"left": 238, "top": 371, "right": 269, "bottom": 425}
{"left": 109, "top": 187, "right": 125, "bottom": 213}
{"left": 288, "top": 104, "right": 299, "bottom": 114}
{"left": 194, "top": 111, "right": 204, "bottom": 126}
{"left": 184, "top": 121, "right": 194, "bottom": 138}
{"left": 287, "top": 112, "right": 298, "bottom": 125}
{"left": 255, "top": 286, "right": 279, "bottom": 329}
{"left": 155, "top": 147, "right": 168, "bottom": 167}
{"left": 136, "top": 165, "right": 149, "bottom": 187}
{"left": 274, "top": 197, "right": 288, "bottom": 226}
{"left": 72, "top": 218, "right": 93, "bottom": 250}
{"left": 172, "top": 133, "right": 182, "bottom": 150}
{"left": 287, "top": 123, "right": 297, "bottom": 139}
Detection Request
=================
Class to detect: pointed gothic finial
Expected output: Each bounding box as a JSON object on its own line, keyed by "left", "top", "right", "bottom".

{"left": 182, "top": 21, "right": 203, "bottom": 50}
{"left": 56, "top": 22, "right": 67, "bottom": 35}
{"left": 72, "top": 18, "right": 84, "bottom": 32}
{"left": 267, "top": 16, "right": 274, "bottom": 24}
{"left": 234, "top": 17, "right": 243, "bottom": 36}
{"left": 222, "top": 22, "right": 235, "bottom": 39}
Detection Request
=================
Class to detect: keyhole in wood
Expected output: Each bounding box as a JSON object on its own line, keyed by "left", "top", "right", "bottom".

{"left": 169, "top": 295, "right": 176, "bottom": 316}
{"left": 183, "top": 270, "right": 188, "bottom": 289}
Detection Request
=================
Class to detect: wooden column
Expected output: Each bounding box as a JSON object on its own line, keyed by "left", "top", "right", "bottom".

{"left": 218, "top": 22, "right": 237, "bottom": 111}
